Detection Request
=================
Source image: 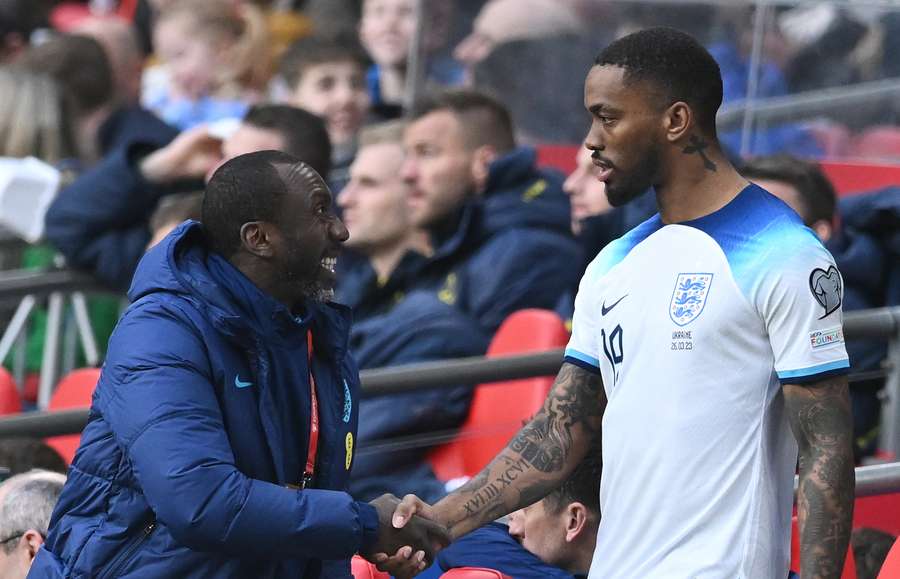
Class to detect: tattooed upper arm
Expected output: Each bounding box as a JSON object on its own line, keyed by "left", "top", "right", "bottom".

{"left": 783, "top": 375, "right": 854, "bottom": 579}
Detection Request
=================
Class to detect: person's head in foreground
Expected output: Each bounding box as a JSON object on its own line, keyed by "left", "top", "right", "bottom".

{"left": 583, "top": 26, "right": 728, "bottom": 210}
{"left": 401, "top": 89, "right": 516, "bottom": 230}
{"left": 202, "top": 150, "right": 349, "bottom": 306}
{"left": 508, "top": 450, "right": 602, "bottom": 575}
{"left": 0, "top": 470, "right": 66, "bottom": 579}
{"left": 739, "top": 154, "right": 837, "bottom": 242}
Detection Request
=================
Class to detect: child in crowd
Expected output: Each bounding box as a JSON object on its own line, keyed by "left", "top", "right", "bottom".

{"left": 359, "top": 0, "right": 462, "bottom": 113}
{"left": 279, "top": 35, "right": 371, "bottom": 191}
{"left": 143, "top": 0, "right": 270, "bottom": 130}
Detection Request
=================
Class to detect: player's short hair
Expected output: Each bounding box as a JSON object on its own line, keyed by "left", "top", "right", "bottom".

{"left": 358, "top": 120, "right": 406, "bottom": 148}
{"left": 543, "top": 447, "right": 602, "bottom": 515}
{"left": 739, "top": 155, "right": 837, "bottom": 225}
{"left": 19, "top": 33, "right": 114, "bottom": 115}
{"left": 594, "top": 27, "right": 723, "bottom": 135}
{"left": 202, "top": 150, "right": 307, "bottom": 257}
{"left": 411, "top": 89, "right": 516, "bottom": 154}
{"left": 150, "top": 192, "right": 204, "bottom": 233}
{"left": 243, "top": 104, "right": 332, "bottom": 178}
{"left": 278, "top": 33, "right": 369, "bottom": 89}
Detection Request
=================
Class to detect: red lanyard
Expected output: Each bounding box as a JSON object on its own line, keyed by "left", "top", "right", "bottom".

{"left": 303, "top": 330, "right": 320, "bottom": 487}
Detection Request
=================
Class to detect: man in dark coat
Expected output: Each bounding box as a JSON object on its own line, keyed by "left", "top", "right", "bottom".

{"left": 400, "top": 89, "right": 583, "bottom": 336}
{"left": 29, "top": 151, "right": 447, "bottom": 578}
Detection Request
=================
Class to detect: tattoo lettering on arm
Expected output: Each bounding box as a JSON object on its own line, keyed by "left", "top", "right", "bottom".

{"left": 682, "top": 135, "right": 717, "bottom": 172}
{"left": 784, "top": 376, "right": 855, "bottom": 579}
{"left": 437, "top": 363, "right": 606, "bottom": 538}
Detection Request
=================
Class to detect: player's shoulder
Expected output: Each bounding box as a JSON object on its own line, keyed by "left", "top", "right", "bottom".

{"left": 585, "top": 212, "right": 663, "bottom": 283}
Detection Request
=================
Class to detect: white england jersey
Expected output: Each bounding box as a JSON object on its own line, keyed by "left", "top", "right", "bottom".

{"left": 565, "top": 185, "right": 850, "bottom": 579}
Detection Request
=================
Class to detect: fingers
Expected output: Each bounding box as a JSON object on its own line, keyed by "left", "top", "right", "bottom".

{"left": 393, "top": 494, "right": 433, "bottom": 529}
{"left": 372, "top": 546, "right": 427, "bottom": 579}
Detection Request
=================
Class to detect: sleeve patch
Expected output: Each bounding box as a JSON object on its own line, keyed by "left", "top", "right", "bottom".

{"left": 808, "top": 265, "right": 842, "bottom": 319}
{"left": 809, "top": 327, "right": 844, "bottom": 350}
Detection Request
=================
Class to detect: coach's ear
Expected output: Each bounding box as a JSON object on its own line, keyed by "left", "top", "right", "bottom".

{"left": 239, "top": 221, "right": 275, "bottom": 258}
{"left": 663, "top": 101, "right": 692, "bottom": 144}
{"left": 564, "top": 502, "right": 590, "bottom": 543}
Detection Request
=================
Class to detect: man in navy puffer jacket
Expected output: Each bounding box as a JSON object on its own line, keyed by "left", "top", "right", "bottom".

{"left": 28, "top": 152, "right": 447, "bottom": 579}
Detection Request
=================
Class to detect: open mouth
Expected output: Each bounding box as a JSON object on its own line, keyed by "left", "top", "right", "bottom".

{"left": 320, "top": 256, "right": 337, "bottom": 274}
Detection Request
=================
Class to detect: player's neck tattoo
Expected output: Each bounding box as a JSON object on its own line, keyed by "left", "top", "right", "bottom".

{"left": 682, "top": 135, "right": 717, "bottom": 172}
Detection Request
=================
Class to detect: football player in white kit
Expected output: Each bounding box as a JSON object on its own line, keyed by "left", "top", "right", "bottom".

{"left": 385, "top": 27, "right": 854, "bottom": 579}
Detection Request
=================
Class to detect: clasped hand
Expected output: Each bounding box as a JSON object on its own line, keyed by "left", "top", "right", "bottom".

{"left": 363, "top": 494, "right": 448, "bottom": 578}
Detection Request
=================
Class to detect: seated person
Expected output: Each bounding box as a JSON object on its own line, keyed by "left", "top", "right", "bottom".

{"left": 44, "top": 104, "right": 331, "bottom": 290}
{"left": 401, "top": 89, "right": 582, "bottom": 335}
{"left": 279, "top": 34, "right": 371, "bottom": 191}
{"left": 147, "top": 191, "right": 204, "bottom": 249}
{"left": 740, "top": 155, "right": 890, "bottom": 459}
{"left": 336, "top": 122, "right": 488, "bottom": 502}
{"left": 434, "top": 449, "right": 602, "bottom": 579}
{"left": 0, "top": 469, "right": 67, "bottom": 579}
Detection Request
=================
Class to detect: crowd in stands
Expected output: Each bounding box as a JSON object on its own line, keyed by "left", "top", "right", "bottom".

{"left": 0, "top": 0, "right": 899, "bottom": 577}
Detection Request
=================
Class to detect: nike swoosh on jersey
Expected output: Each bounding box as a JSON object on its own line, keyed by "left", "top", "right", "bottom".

{"left": 601, "top": 294, "right": 628, "bottom": 316}
{"left": 234, "top": 375, "right": 253, "bottom": 389}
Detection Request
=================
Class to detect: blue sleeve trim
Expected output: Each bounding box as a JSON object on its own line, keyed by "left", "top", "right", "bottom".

{"left": 564, "top": 355, "right": 603, "bottom": 376}
{"left": 356, "top": 501, "right": 380, "bottom": 554}
{"left": 564, "top": 348, "right": 600, "bottom": 369}
{"left": 777, "top": 359, "right": 850, "bottom": 385}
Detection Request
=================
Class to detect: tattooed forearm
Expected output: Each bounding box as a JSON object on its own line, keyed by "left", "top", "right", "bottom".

{"left": 436, "top": 363, "right": 606, "bottom": 538}
{"left": 784, "top": 376, "right": 855, "bottom": 579}
{"left": 682, "top": 135, "right": 717, "bottom": 172}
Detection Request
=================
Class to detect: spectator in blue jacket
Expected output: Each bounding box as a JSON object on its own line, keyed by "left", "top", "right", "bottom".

{"left": 401, "top": 89, "right": 582, "bottom": 335}
{"left": 29, "top": 151, "right": 448, "bottom": 579}
{"left": 44, "top": 104, "right": 331, "bottom": 291}
{"left": 740, "top": 155, "right": 891, "bottom": 458}
{"left": 336, "top": 122, "right": 489, "bottom": 503}
{"left": 433, "top": 447, "right": 602, "bottom": 579}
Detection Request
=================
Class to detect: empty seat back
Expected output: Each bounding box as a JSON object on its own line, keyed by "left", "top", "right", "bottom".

{"left": 45, "top": 367, "right": 101, "bottom": 464}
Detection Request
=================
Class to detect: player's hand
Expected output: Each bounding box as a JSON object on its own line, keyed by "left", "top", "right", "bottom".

{"left": 391, "top": 493, "right": 441, "bottom": 530}
{"left": 372, "top": 545, "right": 428, "bottom": 578}
{"left": 139, "top": 125, "right": 224, "bottom": 183}
{"left": 363, "top": 494, "right": 449, "bottom": 568}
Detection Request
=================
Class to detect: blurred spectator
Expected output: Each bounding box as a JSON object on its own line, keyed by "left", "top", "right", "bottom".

{"left": 336, "top": 121, "right": 488, "bottom": 502}
{"left": 435, "top": 446, "right": 602, "bottom": 578}
{"left": 0, "top": 439, "right": 67, "bottom": 476}
{"left": 563, "top": 143, "right": 611, "bottom": 236}
{"left": 44, "top": 104, "right": 330, "bottom": 290}
{"left": 741, "top": 155, "right": 890, "bottom": 459}
{"left": 401, "top": 89, "right": 581, "bottom": 335}
{"left": 0, "top": 0, "right": 54, "bottom": 62}
{"left": 143, "top": 0, "right": 269, "bottom": 129}
{"left": 359, "top": 0, "right": 461, "bottom": 113}
{"left": 852, "top": 527, "right": 896, "bottom": 579}
{"left": 19, "top": 33, "right": 173, "bottom": 166}
{"left": 0, "top": 470, "right": 66, "bottom": 579}
{"left": 279, "top": 34, "right": 370, "bottom": 191}
{"left": 147, "top": 191, "right": 204, "bottom": 249}
{"left": 71, "top": 16, "right": 144, "bottom": 105}
{"left": 0, "top": 67, "right": 74, "bottom": 164}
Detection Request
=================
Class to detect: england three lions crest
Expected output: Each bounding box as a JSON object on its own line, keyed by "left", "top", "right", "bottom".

{"left": 670, "top": 273, "right": 714, "bottom": 326}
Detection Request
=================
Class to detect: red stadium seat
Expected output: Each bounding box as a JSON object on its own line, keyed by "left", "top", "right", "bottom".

{"left": 0, "top": 367, "right": 21, "bottom": 415}
{"left": 44, "top": 367, "right": 101, "bottom": 464}
{"left": 428, "top": 310, "right": 569, "bottom": 481}
{"left": 350, "top": 555, "right": 390, "bottom": 579}
{"left": 441, "top": 568, "right": 512, "bottom": 579}
{"left": 819, "top": 161, "right": 900, "bottom": 195}
{"left": 791, "top": 515, "right": 858, "bottom": 578}
{"left": 879, "top": 537, "right": 900, "bottom": 578}
{"left": 854, "top": 493, "right": 900, "bottom": 536}
{"left": 851, "top": 126, "right": 900, "bottom": 162}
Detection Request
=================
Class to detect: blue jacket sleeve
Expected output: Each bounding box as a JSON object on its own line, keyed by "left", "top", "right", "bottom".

{"left": 44, "top": 143, "right": 199, "bottom": 290}
{"left": 97, "top": 302, "right": 379, "bottom": 560}
{"left": 465, "top": 229, "right": 583, "bottom": 334}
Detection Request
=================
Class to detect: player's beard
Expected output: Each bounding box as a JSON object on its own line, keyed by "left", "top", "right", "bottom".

{"left": 605, "top": 143, "right": 661, "bottom": 207}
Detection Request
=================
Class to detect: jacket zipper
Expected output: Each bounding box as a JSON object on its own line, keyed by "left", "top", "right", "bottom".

{"left": 97, "top": 520, "right": 156, "bottom": 579}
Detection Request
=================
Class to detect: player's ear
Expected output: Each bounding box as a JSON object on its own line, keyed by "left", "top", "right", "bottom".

{"left": 564, "top": 502, "right": 589, "bottom": 542}
{"left": 663, "top": 101, "right": 692, "bottom": 143}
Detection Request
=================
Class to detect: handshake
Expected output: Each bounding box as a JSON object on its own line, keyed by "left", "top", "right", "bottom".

{"left": 362, "top": 493, "right": 448, "bottom": 578}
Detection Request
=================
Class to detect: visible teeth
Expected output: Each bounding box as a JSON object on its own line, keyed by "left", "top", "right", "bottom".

{"left": 321, "top": 257, "right": 336, "bottom": 273}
